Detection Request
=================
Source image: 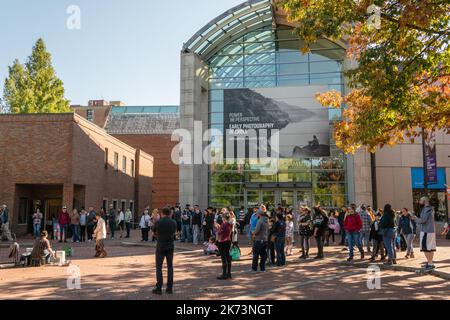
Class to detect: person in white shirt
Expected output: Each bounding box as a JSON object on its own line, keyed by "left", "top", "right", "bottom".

{"left": 139, "top": 210, "right": 151, "bottom": 242}
{"left": 93, "top": 212, "right": 107, "bottom": 258}
{"left": 124, "top": 209, "right": 133, "bottom": 238}
{"left": 117, "top": 210, "right": 125, "bottom": 239}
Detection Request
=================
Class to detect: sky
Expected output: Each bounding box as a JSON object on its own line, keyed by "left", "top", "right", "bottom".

{"left": 0, "top": 0, "right": 245, "bottom": 106}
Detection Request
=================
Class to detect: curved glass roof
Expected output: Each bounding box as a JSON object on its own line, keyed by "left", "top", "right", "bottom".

{"left": 182, "top": 0, "right": 274, "bottom": 60}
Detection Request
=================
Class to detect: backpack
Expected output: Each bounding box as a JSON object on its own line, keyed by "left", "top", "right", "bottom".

{"left": 230, "top": 245, "right": 241, "bottom": 261}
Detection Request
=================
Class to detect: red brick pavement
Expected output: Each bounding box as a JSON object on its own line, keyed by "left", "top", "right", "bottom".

{"left": 0, "top": 231, "right": 449, "bottom": 300}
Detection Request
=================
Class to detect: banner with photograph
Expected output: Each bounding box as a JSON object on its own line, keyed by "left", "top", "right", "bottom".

{"left": 223, "top": 86, "right": 331, "bottom": 160}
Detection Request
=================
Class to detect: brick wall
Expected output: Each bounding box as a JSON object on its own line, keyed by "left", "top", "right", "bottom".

{"left": 112, "top": 135, "right": 179, "bottom": 210}
{"left": 73, "top": 106, "right": 111, "bottom": 128}
{"left": 0, "top": 114, "right": 154, "bottom": 235}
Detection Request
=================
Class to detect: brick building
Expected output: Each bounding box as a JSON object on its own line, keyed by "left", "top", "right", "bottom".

{"left": 105, "top": 107, "right": 180, "bottom": 210}
{"left": 0, "top": 113, "right": 153, "bottom": 236}
{"left": 72, "top": 100, "right": 125, "bottom": 128}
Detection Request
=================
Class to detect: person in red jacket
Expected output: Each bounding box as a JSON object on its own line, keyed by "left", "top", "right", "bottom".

{"left": 344, "top": 207, "right": 365, "bottom": 261}
{"left": 58, "top": 206, "right": 70, "bottom": 243}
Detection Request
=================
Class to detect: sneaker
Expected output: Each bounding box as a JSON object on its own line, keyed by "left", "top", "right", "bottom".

{"left": 410, "top": 253, "right": 415, "bottom": 259}
{"left": 152, "top": 287, "right": 162, "bottom": 295}
{"left": 217, "top": 275, "right": 228, "bottom": 280}
{"left": 393, "top": 259, "right": 397, "bottom": 265}
{"left": 166, "top": 288, "right": 173, "bottom": 294}
{"left": 361, "top": 253, "right": 365, "bottom": 260}
{"left": 347, "top": 258, "right": 354, "bottom": 262}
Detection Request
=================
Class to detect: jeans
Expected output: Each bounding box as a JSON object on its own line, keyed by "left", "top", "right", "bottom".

{"left": 347, "top": 231, "right": 364, "bottom": 259}
{"left": 382, "top": 228, "right": 396, "bottom": 260}
{"left": 340, "top": 228, "right": 347, "bottom": 245}
{"left": 60, "top": 225, "right": 68, "bottom": 241}
{"left": 181, "top": 224, "right": 191, "bottom": 242}
{"left": 109, "top": 221, "right": 116, "bottom": 238}
{"left": 192, "top": 225, "right": 200, "bottom": 245}
{"left": 252, "top": 240, "right": 268, "bottom": 271}
{"left": 239, "top": 221, "right": 245, "bottom": 235}
{"left": 275, "top": 238, "right": 286, "bottom": 266}
{"left": 246, "top": 226, "right": 253, "bottom": 241}
{"left": 125, "top": 222, "right": 131, "bottom": 238}
{"left": 71, "top": 224, "right": 80, "bottom": 242}
{"left": 87, "top": 225, "right": 94, "bottom": 241}
{"left": 268, "top": 240, "right": 275, "bottom": 264}
{"left": 33, "top": 223, "right": 41, "bottom": 238}
{"left": 141, "top": 228, "right": 149, "bottom": 241}
{"left": 404, "top": 233, "right": 415, "bottom": 255}
{"left": 315, "top": 235, "right": 324, "bottom": 257}
{"left": 155, "top": 248, "right": 174, "bottom": 290}
{"left": 372, "top": 238, "right": 385, "bottom": 259}
{"left": 218, "top": 241, "right": 232, "bottom": 276}
{"left": 300, "top": 235, "right": 310, "bottom": 256}
{"left": 360, "top": 230, "right": 371, "bottom": 252}
{"left": 80, "top": 225, "right": 86, "bottom": 242}
{"left": 203, "top": 227, "right": 212, "bottom": 243}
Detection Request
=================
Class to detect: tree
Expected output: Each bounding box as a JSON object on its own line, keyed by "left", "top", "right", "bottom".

{"left": 279, "top": 0, "right": 450, "bottom": 153}
{"left": 0, "top": 98, "right": 9, "bottom": 113}
{"left": 3, "top": 38, "right": 71, "bottom": 114}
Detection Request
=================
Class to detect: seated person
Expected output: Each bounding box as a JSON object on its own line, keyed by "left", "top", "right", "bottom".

{"left": 31, "top": 231, "right": 55, "bottom": 264}
{"left": 204, "top": 237, "right": 219, "bottom": 256}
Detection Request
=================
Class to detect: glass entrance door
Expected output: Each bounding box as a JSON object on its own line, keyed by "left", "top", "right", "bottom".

{"left": 262, "top": 191, "right": 276, "bottom": 209}
{"left": 245, "top": 189, "right": 312, "bottom": 210}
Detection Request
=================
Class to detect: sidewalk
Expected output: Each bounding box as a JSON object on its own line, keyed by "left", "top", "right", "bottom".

{"left": 2, "top": 232, "right": 449, "bottom": 280}
{"left": 325, "top": 238, "right": 450, "bottom": 280}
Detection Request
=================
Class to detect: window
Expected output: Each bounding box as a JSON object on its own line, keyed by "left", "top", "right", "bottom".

{"left": 105, "top": 148, "right": 109, "bottom": 169}
{"left": 114, "top": 152, "right": 119, "bottom": 171}
{"left": 18, "top": 198, "right": 29, "bottom": 225}
{"left": 121, "top": 200, "right": 126, "bottom": 212}
{"left": 131, "top": 160, "right": 135, "bottom": 177}
{"left": 87, "top": 109, "right": 94, "bottom": 122}
{"left": 122, "top": 156, "right": 127, "bottom": 173}
{"left": 102, "top": 199, "right": 108, "bottom": 212}
{"left": 112, "top": 200, "right": 118, "bottom": 210}
{"left": 129, "top": 201, "right": 134, "bottom": 214}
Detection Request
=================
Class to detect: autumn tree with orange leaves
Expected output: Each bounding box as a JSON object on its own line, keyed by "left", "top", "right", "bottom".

{"left": 279, "top": 0, "right": 449, "bottom": 153}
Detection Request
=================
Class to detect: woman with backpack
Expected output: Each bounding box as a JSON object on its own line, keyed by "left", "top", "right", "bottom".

{"left": 398, "top": 208, "right": 417, "bottom": 259}
{"left": 369, "top": 212, "right": 386, "bottom": 262}
{"left": 285, "top": 214, "right": 294, "bottom": 256}
{"left": 139, "top": 210, "right": 151, "bottom": 242}
{"left": 379, "top": 204, "right": 397, "bottom": 265}
{"left": 326, "top": 210, "right": 340, "bottom": 246}
{"left": 216, "top": 209, "right": 233, "bottom": 280}
{"left": 312, "top": 207, "right": 328, "bottom": 259}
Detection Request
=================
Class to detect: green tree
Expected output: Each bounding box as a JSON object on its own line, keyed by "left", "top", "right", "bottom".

{"left": 3, "top": 38, "right": 70, "bottom": 114}
{"left": 279, "top": 0, "right": 450, "bottom": 153}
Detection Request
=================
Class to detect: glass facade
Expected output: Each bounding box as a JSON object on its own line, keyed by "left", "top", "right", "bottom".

{"left": 207, "top": 26, "right": 347, "bottom": 210}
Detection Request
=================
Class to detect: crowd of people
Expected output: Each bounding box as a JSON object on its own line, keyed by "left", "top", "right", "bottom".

{"left": 6, "top": 196, "right": 448, "bottom": 294}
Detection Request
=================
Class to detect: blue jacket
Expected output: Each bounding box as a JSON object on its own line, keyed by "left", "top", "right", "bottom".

{"left": 398, "top": 215, "right": 417, "bottom": 235}
{"left": 250, "top": 213, "right": 259, "bottom": 232}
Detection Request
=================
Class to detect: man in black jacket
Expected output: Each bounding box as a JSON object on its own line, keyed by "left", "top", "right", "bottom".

{"left": 152, "top": 207, "right": 177, "bottom": 295}
{"left": 192, "top": 205, "right": 203, "bottom": 245}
